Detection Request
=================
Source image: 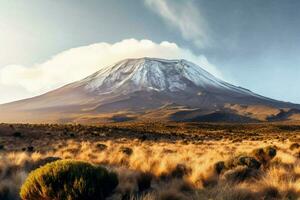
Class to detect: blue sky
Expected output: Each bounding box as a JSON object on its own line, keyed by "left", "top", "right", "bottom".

{"left": 0, "top": 0, "right": 299, "bottom": 104}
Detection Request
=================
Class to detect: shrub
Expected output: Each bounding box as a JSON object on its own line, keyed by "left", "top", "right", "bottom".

{"left": 224, "top": 166, "right": 261, "bottom": 183}
{"left": 13, "top": 132, "right": 22, "bottom": 137}
{"left": 0, "top": 186, "right": 15, "bottom": 200}
{"left": 290, "top": 143, "right": 300, "bottom": 150}
{"left": 252, "top": 146, "right": 277, "bottom": 166}
{"left": 214, "top": 161, "right": 225, "bottom": 174}
{"left": 139, "top": 134, "right": 147, "bottom": 141}
{"left": 236, "top": 156, "right": 261, "bottom": 169}
{"left": 69, "top": 133, "right": 75, "bottom": 137}
{"left": 137, "top": 172, "right": 153, "bottom": 192}
{"left": 96, "top": 143, "right": 107, "bottom": 151}
{"left": 225, "top": 155, "right": 261, "bottom": 170}
{"left": 260, "top": 186, "right": 280, "bottom": 199}
{"left": 170, "top": 164, "right": 191, "bottom": 178}
{"left": 120, "top": 147, "right": 133, "bottom": 156}
{"left": 20, "top": 160, "right": 118, "bottom": 200}
{"left": 26, "top": 146, "right": 34, "bottom": 152}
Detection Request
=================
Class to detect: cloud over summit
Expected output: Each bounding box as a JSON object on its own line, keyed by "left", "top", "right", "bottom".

{"left": 0, "top": 39, "right": 221, "bottom": 103}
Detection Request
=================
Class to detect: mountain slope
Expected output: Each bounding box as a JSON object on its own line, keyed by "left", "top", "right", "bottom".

{"left": 0, "top": 57, "right": 299, "bottom": 123}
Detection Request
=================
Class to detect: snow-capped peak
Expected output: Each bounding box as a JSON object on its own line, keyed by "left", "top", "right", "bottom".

{"left": 80, "top": 57, "right": 251, "bottom": 96}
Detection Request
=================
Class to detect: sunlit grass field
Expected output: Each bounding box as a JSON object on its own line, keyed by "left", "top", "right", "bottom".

{"left": 1, "top": 122, "right": 300, "bottom": 199}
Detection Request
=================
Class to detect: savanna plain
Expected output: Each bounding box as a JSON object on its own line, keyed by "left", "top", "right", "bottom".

{"left": 1, "top": 122, "right": 300, "bottom": 200}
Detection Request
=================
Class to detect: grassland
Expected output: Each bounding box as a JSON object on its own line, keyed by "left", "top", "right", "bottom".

{"left": 1, "top": 122, "right": 300, "bottom": 199}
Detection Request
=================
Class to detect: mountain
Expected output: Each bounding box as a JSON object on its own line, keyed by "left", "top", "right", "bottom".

{"left": 1, "top": 57, "right": 300, "bottom": 123}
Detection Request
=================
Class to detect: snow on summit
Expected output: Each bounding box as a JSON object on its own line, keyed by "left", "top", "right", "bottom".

{"left": 1, "top": 57, "right": 299, "bottom": 123}
{"left": 82, "top": 57, "right": 240, "bottom": 94}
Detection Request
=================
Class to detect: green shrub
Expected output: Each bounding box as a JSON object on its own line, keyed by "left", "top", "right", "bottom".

{"left": 20, "top": 160, "right": 118, "bottom": 200}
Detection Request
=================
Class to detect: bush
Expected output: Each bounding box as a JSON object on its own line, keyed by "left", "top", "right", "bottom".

{"left": 214, "top": 161, "right": 225, "bottom": 174}
{"left": 137, "top": 172, "right": 152, "bottom": 192}
{"left": 26, "top": 146, "right": 34, "bottom": 152}
{"left": 13, "top": 132, "right": 22, "bottom": 137}
{"left": 120, "top": 147, "right": 133, "bottom": 156}
{"left": 252, "top": 146, "right": 277, "bottom": 166}
{"left": 170, "top": 164, "right": 191, "bottom": 178}
{"left": 96, "top": 143, "right": 107, "bottom": 151}
{"left": 69, "top": 133, "right": 75, "bottom": 137}
{"left": 236, "top": 156, "right": 261, "bottom": 169}
{"left": 20, "top": 160, "right": 118, "bottom": 200}
{"left": 225, "top": 155, "right": 261, "bottom": 170}
{"left": 224, "top": 166, "right": 261, "bottom": 183}
{"left": 260, "top": 186, "right": 280, "bottom": 199}
{"left": 0, "top": 186, "right": 15, "bottom": 200}
{"left": 290, "top": 143, "right": 300, "bottom": 150}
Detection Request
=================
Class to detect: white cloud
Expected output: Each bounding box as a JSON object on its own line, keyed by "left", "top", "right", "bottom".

{"left": 0, "top": 38, "right": 221, "bottom": 103}
{"left": 144, "top": 0, "right": 211, "bottom": 48}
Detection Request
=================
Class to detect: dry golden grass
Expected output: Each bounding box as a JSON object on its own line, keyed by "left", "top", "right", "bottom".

{"left": 1, "top": 122, "right": 300, "bottom": 199}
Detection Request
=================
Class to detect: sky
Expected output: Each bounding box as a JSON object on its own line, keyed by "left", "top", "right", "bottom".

{"left": 0, "top": 0, "right": 299, "bottom": 104}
